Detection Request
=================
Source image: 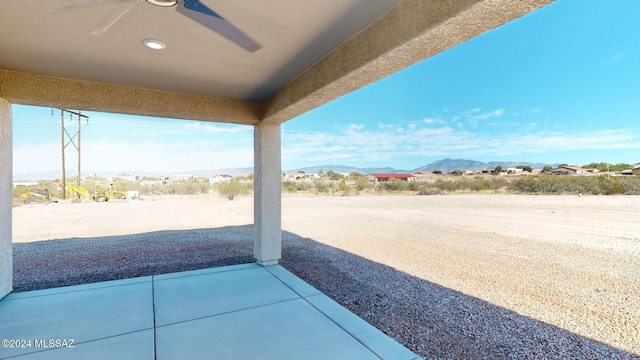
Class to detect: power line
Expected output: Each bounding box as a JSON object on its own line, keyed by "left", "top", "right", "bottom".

{"left": 59, "top": 109, "right": 89, "bottom": 201}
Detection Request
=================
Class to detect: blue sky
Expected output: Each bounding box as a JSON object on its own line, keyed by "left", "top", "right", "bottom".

{"left": 12, "top": 0, "right": 640, "bottom": 175}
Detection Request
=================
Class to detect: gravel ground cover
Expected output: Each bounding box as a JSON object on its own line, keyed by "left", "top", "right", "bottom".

{"left": 10, "top": 194, "right": 640, "bottom": 359}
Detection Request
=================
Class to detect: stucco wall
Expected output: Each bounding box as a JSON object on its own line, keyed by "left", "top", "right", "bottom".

{"left": 253, "top": 123, "right": 281, "bottom": 265}
{"left": 0, "top": 98, "right": 12, "bottom": 299}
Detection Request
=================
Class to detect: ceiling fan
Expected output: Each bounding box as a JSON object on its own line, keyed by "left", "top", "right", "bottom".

{"left": 51, "top": 0, "right": 262, "bottom": 52}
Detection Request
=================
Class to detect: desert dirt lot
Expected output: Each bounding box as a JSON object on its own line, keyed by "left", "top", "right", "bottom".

{"left": 11, "top": 194, "right": 640, "bottom": 358}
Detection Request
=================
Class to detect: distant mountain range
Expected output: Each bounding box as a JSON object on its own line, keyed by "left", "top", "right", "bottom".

{"left": 13, "top": 159, "right": 557, "bottom": 180}
{"left": 13, "top": 168, "right": 254, "bottom": 181}
{"left": 292, "top": 158, "right": 557, "bottom": 175}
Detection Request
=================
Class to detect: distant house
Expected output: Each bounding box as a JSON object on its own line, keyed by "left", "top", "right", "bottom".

{"left": 168, "top": 174, "right": 194, "bottom": 181}
{"left": 282, "top": 172, "right": 306, "bottom": 180}
{"left": 551, "top": 166, "right": 588, "bottom": 175}
{"left": 367, "top": 173, "right": 415, "bottom": 183}
{"left": 114, "top": 175, "right": 139, "bottom": 182}
{"left": 209, "top": 175, "right": 232, "bottom": 184}
{"left": 12, "top": 181, "right": 39, "bottom": 188}
{"left": 633, "top": 164, "right": 640, "bottom": 176}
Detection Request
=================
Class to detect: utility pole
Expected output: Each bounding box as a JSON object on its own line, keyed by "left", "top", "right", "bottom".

{"left": 60, "top": 110, "right": 66, "bottom": 199}
{"left": 77, "top": 110, "right": 82, "bottom": 189}
{"left": 60, "top": 109, "right": 89, "bottom": 201}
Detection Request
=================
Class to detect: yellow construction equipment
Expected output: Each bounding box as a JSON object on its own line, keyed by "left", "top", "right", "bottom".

{"left": 67, "top": 183, "right": 128, "bottom": 202}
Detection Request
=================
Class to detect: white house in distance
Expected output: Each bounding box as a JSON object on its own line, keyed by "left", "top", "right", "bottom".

{"left": 551, "top": 166, "right": 597, "bottom": 176}
{"left": 209, "top": 175, "right": 232, "bottom": 184}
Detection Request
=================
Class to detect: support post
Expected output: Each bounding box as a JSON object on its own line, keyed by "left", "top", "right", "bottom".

{"left": 253, "top": 122, "right": 281, "bottom": 265}
{"left": 0, "top": 99, "right": 12, "bottom": 299}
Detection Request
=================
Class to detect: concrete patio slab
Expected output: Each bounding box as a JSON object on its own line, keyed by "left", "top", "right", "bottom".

{"left": 156, "top": 299, "right": 379, "bottom": 360}
{"left": 154, "top": 263, "right": 298, "bottom": 326}
{"left": 0, "top": 264, "right": 420, "bottom": 360}
{"left": 0, "top": 279, "right": 153, "bottom": 359}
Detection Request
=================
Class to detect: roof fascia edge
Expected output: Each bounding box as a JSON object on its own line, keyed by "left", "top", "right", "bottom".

{"left": 0, "top": 69, "right": 260, "bottom": 125}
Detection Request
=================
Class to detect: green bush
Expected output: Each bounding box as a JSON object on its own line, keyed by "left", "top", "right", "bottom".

{"left": 620, "top": 176, "right": 640, "bottom": 194}
{"left": 282, "top": 181, "right": 297, "bottom": 193}
{"left": 216, "top": 179, "right": 250, "bottom": 200}
{"left": 508, "top": 175, "right": 638, "bottom": 195}
{"left": 313, "top": 179, "right": 331, "bottom": 193}
{"left": 353, "top": 176, "right": 372, "bottom": 191}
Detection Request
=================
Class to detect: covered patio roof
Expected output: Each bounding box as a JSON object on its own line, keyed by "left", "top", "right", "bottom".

{"left": 0, "top": 0, "right": 554, "bottom": 311}
{"left": 0, "top": 0, "right": 552, "bottom": 125}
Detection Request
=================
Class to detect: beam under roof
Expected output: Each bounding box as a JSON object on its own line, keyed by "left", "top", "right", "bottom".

{"left": 0, "top": 70, "right": 261, "bottom": 125}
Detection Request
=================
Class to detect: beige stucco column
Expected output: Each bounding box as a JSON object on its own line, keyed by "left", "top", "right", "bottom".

{"left": 0, "top": 99, "right": 12, "bottom": 299}
{"left": 253, "top": 122, "right": 281, "bottom": 265}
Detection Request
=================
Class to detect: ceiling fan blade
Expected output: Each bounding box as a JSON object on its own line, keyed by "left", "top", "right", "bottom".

{"left": 177, "top": 0, "right": 261, "bottom": 53}
{"left": 49, "top": 0, "right": 127, "bottom": 13}
{"left": 91, "top": 0, "right": 141, "bottom": 35}
{"left": 49, "top": 0, "right": 141, "bottom": 36}
{"left": 212, "top": 0, "right": 286, "bottom": 42}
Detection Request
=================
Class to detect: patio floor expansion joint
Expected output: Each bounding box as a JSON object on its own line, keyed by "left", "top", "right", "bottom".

{"left": 153, "top": 297, "right": 301, "bottom": 328}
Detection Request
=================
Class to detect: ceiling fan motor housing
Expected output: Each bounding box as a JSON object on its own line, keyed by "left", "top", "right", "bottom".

{"left": 146, "top": 0, "right": 178, "bottom": 7}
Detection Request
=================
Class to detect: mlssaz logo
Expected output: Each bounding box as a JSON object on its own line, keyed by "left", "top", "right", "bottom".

{"left": 34, "top": 339, "right": 75, "bottom": 348}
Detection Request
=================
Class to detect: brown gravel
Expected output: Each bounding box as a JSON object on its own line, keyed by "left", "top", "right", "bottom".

{"left": 11, "top": 194, "right": 640, "bottom": 359}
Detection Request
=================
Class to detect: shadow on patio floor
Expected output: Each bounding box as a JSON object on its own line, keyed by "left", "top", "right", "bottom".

{"left": 12, "top": 225, "right": 639, "bottom": 359}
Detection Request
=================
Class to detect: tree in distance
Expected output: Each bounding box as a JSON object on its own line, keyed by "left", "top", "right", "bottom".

{"left": 517, "top": 165, "right": 533, "bottom": 172}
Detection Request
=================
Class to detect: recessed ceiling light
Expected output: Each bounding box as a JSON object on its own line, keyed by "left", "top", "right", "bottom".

{"left": 143, "top": 38, "right": 166, "bottom": 50}
{"left": 146, "top": 0, "right": 178, "bottom": 7}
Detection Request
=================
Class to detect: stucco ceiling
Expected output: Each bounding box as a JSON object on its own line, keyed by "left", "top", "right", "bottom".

{"left": 0, "top": 0, "right": 400, "bottom": 102}
{"left": 0, "top": 0, "right": 554, "bottom": 124}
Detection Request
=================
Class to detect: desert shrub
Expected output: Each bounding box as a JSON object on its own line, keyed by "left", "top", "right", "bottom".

{"left": 199, "top": 180, "right": 212, "bottom": 194}
{"left": 37, "top": 180, "right": 61, "bottom": 198}
{"left": 313, "top": 179, "right": 331, "bottom": 193}
{"left": 509, "top": 177, "right": 538, "bottom": 193}
{"left": 432, "top": 179, "right": 464, "bottom": 192}
{"left": 537, "top": 175, "right": 565, "bottom": 194}
{"left": 468, "top": 177, "right": 503, "bottom": 191}
{"left": 417, "top": 183, "right": 442, "bottom": 195}
{"left": 173, "top": 179, "right": 201, "bottom": 195}
{"left": 427, "top": 177, "right": 507, "bottom": 193}
{"left": 337, "top": 179, "right": 350, "bottom": 192}
{"left": 326, "top": 170, "right": 344, "bottom": 180}
{"left": 296, "top": 181, "right": 312, "bottom": 191}
{"left": 12, "top": 185, "right": 31, "bottom": 200}
{"left": 216, "top": 178, "right": 249, "bottom": 200}
{"left": 353, "top": 176, "right": 372, "bottom": 191}
{"left": 378, "top": 178, "right": 407, "bottom": 191}
{"left": 620, "top": 176, "right": 640, "bottom": 194}
{"left": 508, "top": 175, "right": 636, "bottom": 195}
{"left": 597, "top": 176, "right": 625, "bottom": 195}
{"left": 282, "top": 180, "right": 313, "bottom": 193}
{"left": 113, "top": 179, "right": 139, "bottom": 191}
{"left": 141, "top": 183, "right": 167, "bottom": 195}
{"left": 282, "top": 181, "right": 297, "bottom": 193}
